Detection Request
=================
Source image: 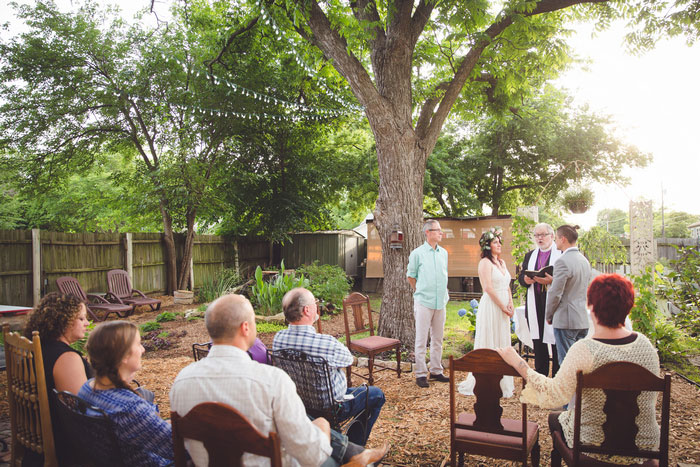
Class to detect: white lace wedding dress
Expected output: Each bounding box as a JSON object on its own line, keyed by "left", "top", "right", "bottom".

{"left": 458, "top": 261, "right": 515, "bottom": 398}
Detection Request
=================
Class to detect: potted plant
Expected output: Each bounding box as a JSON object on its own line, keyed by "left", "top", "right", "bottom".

{"left": 562, "top": 187, "right": 594, "bottom": 213}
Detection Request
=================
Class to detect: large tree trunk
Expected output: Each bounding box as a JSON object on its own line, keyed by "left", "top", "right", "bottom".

{"left": 160, "top": 202, "right": 178, "bottom": 295}
{"left": 177, "top": 208, "right": 197, "bottom": 290}
{"left": 374, "top": 127, "right": 428, "bottom": 350}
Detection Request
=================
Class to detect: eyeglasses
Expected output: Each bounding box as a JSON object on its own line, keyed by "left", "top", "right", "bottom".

{"left": 428, "top": 229, "right": 442, "bottom": 232}
{"left": 533, "top": 233, "right": 551, "bottom": 238}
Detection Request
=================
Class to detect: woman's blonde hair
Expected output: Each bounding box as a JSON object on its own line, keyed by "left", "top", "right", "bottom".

{"left": 86, "top": 321, "right": 139, "bottom": 393}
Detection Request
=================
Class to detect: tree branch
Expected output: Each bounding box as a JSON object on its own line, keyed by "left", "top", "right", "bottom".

{"left": 419, "top": 0, "right": 609, "bottom": 144}
{"left": 204, "top": 17, "right": 259, "bottom": 73}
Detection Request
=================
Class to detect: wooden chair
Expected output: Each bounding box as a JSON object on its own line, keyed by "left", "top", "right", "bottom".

{"left": 342, "top": 292, "right": 401, "bottom": 386}
{"left": 449, "top": 349, "right": 540, "bottom": 467}
{"left": 269, "top": 348, "right": 369, "bottom": 437}
{"left": 56, "top": 276, "right": 134, "bottom": 321}
{"left": 192, "top": 341, "right": 212, "bottom": 361}
{"left": 171, "top": 402, "right": 282, "bottom": 467}
{"left": 551, "top": 362, "right": 671, "bottom": 467}
{"left": 3, "top": 324, "right": 58, "bottom": 467}
{"left": 52, "top": 390, "right": 125, "bottom": 467}
{"left": 106, "top": 269, "right": 162, "bottom": 311}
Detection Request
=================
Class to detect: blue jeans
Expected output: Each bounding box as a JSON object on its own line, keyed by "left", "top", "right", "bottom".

{"left": 554, "top": 328, "right": 588, "bottom": 365}
{"left": 338, "top": 385, "right": 385, "bottom": 446}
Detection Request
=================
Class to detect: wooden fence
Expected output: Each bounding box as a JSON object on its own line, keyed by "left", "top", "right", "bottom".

{"left": 0, "top": 230, "right": 257, "bottom": 307}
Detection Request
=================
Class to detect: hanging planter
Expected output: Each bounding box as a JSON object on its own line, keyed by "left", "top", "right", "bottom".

{"left": 562, "top": 187, "right": 594, "bottom": 214}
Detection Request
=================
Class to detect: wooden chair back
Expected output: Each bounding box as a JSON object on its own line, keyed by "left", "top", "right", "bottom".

{"left": 171, "top": 402, "right": 282, "bottom": 467}
{"left": 52, "top": 390, "right": 124, "bottom": 467}
{"left": 571, "top": 362, "right": 671, "bottom": 466}
{"left": 107, "top": 269, "right": 133, "bottom": 299}
{"left": 3, "top": 324, "right": 58, "bottom": 467}
{"left": 55, "top": 276, "right": 88, "bottom": 301}
{"left": 342, "top": 292, "right": 375, "bottom": 344}
{"left": 449, "top": 349, "right": 536, "bottom": 466}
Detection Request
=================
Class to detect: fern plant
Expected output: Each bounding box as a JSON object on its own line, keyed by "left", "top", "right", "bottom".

{"left": 250, "top": 260, "right": 310, "bottom": 316}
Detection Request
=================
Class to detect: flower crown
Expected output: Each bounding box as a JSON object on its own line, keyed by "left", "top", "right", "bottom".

{"left": 479, "top": 227, "right": 503, "bottom": 251}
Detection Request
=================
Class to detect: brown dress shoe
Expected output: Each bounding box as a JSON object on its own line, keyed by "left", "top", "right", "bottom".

{"left": 416, "top": 377, "right": 429, "bottom": 388}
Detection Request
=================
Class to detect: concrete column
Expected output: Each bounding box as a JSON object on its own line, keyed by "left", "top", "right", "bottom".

{"left": 630, "top": 199, "right": 655, "bottom": 275}
{"left": 32, "top": 228, "right": 41, "bottom": 306}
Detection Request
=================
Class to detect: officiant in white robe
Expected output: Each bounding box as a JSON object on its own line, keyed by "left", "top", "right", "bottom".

{"left": 517, "top": 223, "right": 562, "bottom": 376}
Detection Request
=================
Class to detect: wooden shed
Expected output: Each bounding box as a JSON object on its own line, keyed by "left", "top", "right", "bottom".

{"left": 279, "top": 230, "right": 366, "bottom": 277}
{"left": 365, "top": 216, "right": 514, "bottom": 291}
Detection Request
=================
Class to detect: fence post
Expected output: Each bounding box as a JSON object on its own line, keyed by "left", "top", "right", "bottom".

{"left": 125, "top": 233, "right": 133, "bottom": 282}
{"left": 189, "top": 255, "right": 194, "bottom": 291}
{"left": 32, "top": 228, "right": 41, "bottom": 306}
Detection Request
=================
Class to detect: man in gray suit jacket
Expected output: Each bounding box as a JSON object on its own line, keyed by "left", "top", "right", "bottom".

{"left": 545, "top": 225, "right": 591, "bottom": 365}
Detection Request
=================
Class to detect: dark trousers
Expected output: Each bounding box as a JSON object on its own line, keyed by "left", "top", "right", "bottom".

{"left": 532, "top": 338, "right": 559, "bottom": 377}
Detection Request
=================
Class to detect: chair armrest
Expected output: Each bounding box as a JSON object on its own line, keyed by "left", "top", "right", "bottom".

{"left": 132, "top": 288, "right": 149, "bottom": 299}
{"left": 87, "top": 294, "right": 110, "bottom": 304}
{"left": 105, "top": 292, "right": 126, "bottom": 304}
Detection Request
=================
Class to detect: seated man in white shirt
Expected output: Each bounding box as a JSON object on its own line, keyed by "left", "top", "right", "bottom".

{"left": 169, "top": 294, "right": 388, "bottom": 467}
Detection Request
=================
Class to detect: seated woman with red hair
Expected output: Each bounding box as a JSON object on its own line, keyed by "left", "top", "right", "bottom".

{"left": 497, "top": 274, "right": 660, "bottom": 463}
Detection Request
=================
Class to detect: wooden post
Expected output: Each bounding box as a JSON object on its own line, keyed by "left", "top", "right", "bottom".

{"left": 32, "top": 228, "right": 41, "bottom": 306}
{"left": 125, "top": 233, "right": 133, "bottom": 282}
{"left": 189, "top": 255, "right": 194, "bottom": 291}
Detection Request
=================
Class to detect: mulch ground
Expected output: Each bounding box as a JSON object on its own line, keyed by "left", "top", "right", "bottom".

{"left": 2, "top": 297, "right": 700, "bottom": 466}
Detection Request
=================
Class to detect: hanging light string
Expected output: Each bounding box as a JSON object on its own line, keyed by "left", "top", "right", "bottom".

{"left": 254, "top": 0, "right": 363, "bottom": 112}
{"left": 158, "top": 53, "right": 352, "bottom": 117}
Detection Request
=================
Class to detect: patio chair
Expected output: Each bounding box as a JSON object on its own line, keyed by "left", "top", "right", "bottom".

{"left": 192, "top": 341, "right": 212, "bottom": 361}
{"left": 52, "top": 390, "right": 125, "bottom": 467}
{"left": 342, "top": 292, "right": 401, "bottom": 386}
{"left": 106, "top": 269, "right": 161, "bottom": 311}
{"left": 56, "top": 276, "right": 134, "bottom": 321}
{"left": 551, "top": 361, "right": 671, "bottom": 467}
{"left": 3, "top": 324, "right": 58, "bottom": 467}
{"left": 171, "top": 401, "right": 282, "bottom": 467}
{"left": 449, "top": 349, "right": 540, "bottom": 467}
{"left": 269, "top": 348, "right": 368, "bottom": 438}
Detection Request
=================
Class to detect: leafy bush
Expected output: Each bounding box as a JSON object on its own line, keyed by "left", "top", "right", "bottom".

{"left": 198, "top": 268, "right": 246, "bottom": 303}
{"left": 156, "top": 311, "right": 177, "bottom": 323}
{"left": 296, "top": 261, "right": 352, "bottom": 311}
{"left": 255, "top": 322, "right": 287, "bottom": 333}
{"left": 250, "top": 260, "right": 309, "bottom": 316}
{"left": 578, "top": 226, "right": 628, "bottom": 269}
{"left": 631, "top": 265, "right": 683, "bottom": 362}
{"left": 140, "top": 321, "right": 162, "bottom": 333}
{"left": 657, "top": 246, "right": 700, "bottom": 337}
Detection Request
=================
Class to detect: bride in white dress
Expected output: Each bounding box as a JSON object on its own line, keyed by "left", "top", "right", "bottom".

{"left": 458, "top": 228, "right": 515, "bottom": 398}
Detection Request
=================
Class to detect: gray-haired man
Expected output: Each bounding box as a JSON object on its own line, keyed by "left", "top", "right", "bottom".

{"left": 407, "top": 219, "right": 450, "bottom": 388}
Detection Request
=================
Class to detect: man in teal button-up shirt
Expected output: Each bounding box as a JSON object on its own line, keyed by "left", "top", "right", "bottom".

{"left": 407, "top": 219, "right": 450, "bottom": 388}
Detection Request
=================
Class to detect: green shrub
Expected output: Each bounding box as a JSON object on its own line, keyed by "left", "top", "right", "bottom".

{"left": 296, "top": 261, "right": 352, "bottom": 311}
{"left": 197, "top": 303, "right": 207, "bottom": 312}
{"left": 157, "top": 331, "right": 170, "bottom": 339}
{"left": 198, "top": 268, "right": 246, "bottom": 303}
{"left": 631, "top": 265, "right": 683, "bottom": 362}
{"left": 156, "top": 311, "right": 177, "bottom": 323}
{"left": 140, "top": 321, "right": 162, "bottom": 333}
{"left": 255, "top": 322, "right": 286, "bottom": 333}
{"left": 657, "top": 246, "right": 700, "bottom": 337}
{"left": 250, "top": 260, "right": 309, "bottom": 316}
{"left": 187, "top": 314, "right": 203, "bottom": 322}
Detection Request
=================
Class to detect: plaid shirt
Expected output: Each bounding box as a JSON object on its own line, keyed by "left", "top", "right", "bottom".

{"left": 273, "top": 324, "right": 353, "bottom": 400}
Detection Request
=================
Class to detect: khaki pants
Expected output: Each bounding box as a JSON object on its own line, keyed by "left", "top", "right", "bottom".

{"left": 414, "top": 301, "right": 446, "bottom": 378}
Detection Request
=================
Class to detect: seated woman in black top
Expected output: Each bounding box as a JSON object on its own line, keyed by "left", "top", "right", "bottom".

{"left": 23, "top": 292, "right": 93, "bottom": 466}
